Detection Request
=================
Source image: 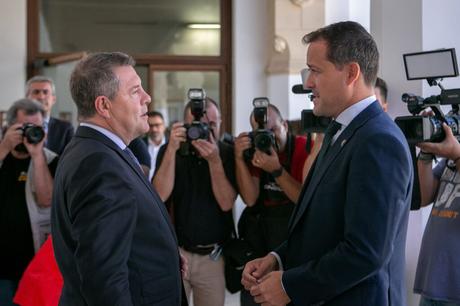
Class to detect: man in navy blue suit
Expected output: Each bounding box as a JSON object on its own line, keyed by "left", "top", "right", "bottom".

{"left": 242, "top": 21, "right": 413, "bottom": 306}
{"left": 26, "top": 76, "right": 74, "bottom": 155}
{"left": 51, "top": 52, "right": 186, "bottom": 305}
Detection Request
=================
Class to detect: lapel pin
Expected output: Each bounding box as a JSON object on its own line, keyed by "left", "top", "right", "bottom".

{"left": 341, "top": 139, "right": 347, "bottom": 147}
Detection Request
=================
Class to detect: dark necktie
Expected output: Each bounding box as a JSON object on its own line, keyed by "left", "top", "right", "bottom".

{"left": 314, "top": 120, "right": 342, "bottom": 170}
{"left": 123, "top": 147, "right": 142, "bottom": 170}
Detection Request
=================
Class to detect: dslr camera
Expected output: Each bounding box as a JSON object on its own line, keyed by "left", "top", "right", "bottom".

{"left": 14, "top": 123, "right": 45, "bottom": 153}
{"left": 395, "top": 48, "right": 460, "bottom": 144}
{"left": 180, "top": 88, "right": 210, "bottom": 156}
{"left": 244, "top": 97, "right": 275, "bottom": 160}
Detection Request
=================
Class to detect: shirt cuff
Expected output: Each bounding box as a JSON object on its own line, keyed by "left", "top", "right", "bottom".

{"left": 269, "top": 251, "right": 287, "bottom": 294}
{"left": 269, "top": 251, "right": 283, "bottom": 271}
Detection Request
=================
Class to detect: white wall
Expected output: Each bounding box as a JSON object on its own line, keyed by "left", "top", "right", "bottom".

{"left": 0, "top": 0, "right": 26, "bottom": 111}
{"left": 233, "top": 0, "right": 269, "bottom": 135}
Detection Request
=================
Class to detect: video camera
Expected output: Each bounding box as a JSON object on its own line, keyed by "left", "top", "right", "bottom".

{"left": 395, "top": 48, "right": 460, "bottom": 144}
{"left": 14, "top": 123, "right": 45, "bottom": 153}
{"left": 244, "top": 97, "right": 275, "bottom": 161}
{"left": 292, "top": 68, "right": 332, "bottom": 133}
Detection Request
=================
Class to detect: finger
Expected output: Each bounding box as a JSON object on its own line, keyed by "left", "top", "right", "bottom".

{"left": 443, "top": 123, "right": 454, "bottom": 137}
{"left": 250, "top": 284, "right": 261, "bottom": 297}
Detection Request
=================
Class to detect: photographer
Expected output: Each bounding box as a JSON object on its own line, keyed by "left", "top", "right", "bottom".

{"left": 414, "top": 123, "right": 460, "bottom": 306}
{"left": 234, "top": 103, "right": 313, "bottom": 306}
{"left": 152, "top": 95, "right": 237, "bottom": 306}
{"left": 0, "top": 99, "right": 58, "bottom": 304}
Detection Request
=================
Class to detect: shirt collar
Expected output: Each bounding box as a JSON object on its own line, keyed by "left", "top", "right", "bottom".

{"left": 335, "top": 95, "right": 376, "bottom": 128}
{"left": 80, "top": 122, "right": 127, "bottom": 150}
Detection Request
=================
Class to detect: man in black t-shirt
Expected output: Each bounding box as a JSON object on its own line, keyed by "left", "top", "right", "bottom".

{"left": 0, "top": 99, "right": 58, "bottom": 305}
{"left": 153, "top": 97, "right": 237, "bottom": 306}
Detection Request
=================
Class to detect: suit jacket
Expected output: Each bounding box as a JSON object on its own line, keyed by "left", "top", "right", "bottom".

{"left": 276, "top": 102, "right": 413, "bottom": 306}
{"left": 51, "top": 126, "right": 184, "bottom": 306}
{"left": 46, "top": 117, "right": 74, "bottom": 155}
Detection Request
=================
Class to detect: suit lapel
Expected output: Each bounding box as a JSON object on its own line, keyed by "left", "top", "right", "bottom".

{"left": 288, "top": 102, "right": 383, "bottom": 234}
{"left": 75, "top": 127, "right": 177, "bottom": 239}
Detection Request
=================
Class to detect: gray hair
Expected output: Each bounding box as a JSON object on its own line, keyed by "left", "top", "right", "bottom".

{"left": 6, "top": 98, "right": 45, "bottom": 126}
{"left": 302, "top": 21, "right": 379, "bottom": 86}
{"left": 26, "top": 75, "right": 56, "bottom": 96}
{"left": 69, "top": 52, "right": 136, "bottom": 119}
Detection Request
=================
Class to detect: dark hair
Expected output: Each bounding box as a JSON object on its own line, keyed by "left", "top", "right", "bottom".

{"left": 69, "top": 52, "right": 135, "bottom": 119}
{"left": 375, "top": 77, "right": 388, "bottom": 102}
{"left": 183, "top": 97, "right": 220, "bottom": 120}
{"left": 147, "top": 110, "right": 164, "bottom": 121}
{"left": 6, "top": 98, "right": 45, "bottom": 125}
{"left": 302, "top": 21, "right": 379, "bottom": 86}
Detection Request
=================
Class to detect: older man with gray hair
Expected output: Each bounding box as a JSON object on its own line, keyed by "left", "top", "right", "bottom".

{"left": 26, "top": 75, "right": 74, "bottom": 155}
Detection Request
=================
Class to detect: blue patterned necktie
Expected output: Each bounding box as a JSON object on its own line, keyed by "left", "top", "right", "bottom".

{"left": 123, "top": 147, "right": 142, "bottom": 170}
{"left": 314, "top": 120, "right": 342, "bottom": 170}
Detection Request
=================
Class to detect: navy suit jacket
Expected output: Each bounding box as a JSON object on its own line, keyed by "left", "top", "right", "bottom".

{"left": 276, "top": 102, "right": 413, "bottom": 306}
{"left": 46, "top": 117, "right": 74, "bottom": 155}
{"left": 51, "top": 126, "right": 184, "bottom": 306}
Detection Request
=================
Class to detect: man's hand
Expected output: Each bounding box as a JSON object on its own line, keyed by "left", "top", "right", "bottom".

{"left": 234, "top": 132, "right": 252, "bottom": 160}
{"left": 24, "top": 134, "right": 46, "bottom": 159}
{"left": 0, "top": 123, "right": 24, "bottom": 153}
{"left": 418, "top": 123, "right": 460, "bottom": 160}
{"left": 241, "top": 254, "right": 278, "bottom": 291}
{"left": 192, "top": 132, "right": 220, "bottom": 164}
{"left": 167, "top": 122, "right": 186, "bottom": 152}
{"left": 252, "top": 147, "right": 281, "bottom": 173}
{"left": 251, "top": 271, "right": 291, "bottom": 306}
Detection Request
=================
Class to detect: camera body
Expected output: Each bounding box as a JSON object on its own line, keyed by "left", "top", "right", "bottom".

{"left": 395, "top": 92, "right": 460, "bottom": 144}
{"left": 395, "top": 48, "right": 460, "bottom": 144}
{"left": 184, "top": 88, "right": 210, "bottom": 141}
{"left": 14, "top": 123, "right": 45, "bottom": 153}
{"left": 244, "top": 97, "right": 275, "bottom": 161}
{"left": 301, "top": 110, "right": 331, "bottom": 133}
{"left": 180, "top": 88, "right": 210, "bottom": 156}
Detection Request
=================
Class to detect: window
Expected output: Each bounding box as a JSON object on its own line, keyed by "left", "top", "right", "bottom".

{"left": 27, "top": 0, "right": 232, "bottom": 132}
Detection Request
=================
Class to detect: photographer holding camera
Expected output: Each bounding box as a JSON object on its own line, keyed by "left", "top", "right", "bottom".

{"left": 234, "top": 102, "right": 312, "bottom": 306}
{"left": 152, "top": 91, "right": 237, "bottom": 306}
{"left": 413, "top": 124, "right": 460, "bottom": 306}
{"left": 0, "top": 99, "right": 58, "bottom": 304}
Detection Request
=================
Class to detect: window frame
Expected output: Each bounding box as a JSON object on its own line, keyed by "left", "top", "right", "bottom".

{"left": 26, "top": 0, "right": 232, "bottom": 133}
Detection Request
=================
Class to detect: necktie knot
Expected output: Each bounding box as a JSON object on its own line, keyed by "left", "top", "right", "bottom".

{"left": 324, "top": 120, "right": 342, "bottom": 139}
{"left": 312, "top": 120, "right": 342, "bottom": 176}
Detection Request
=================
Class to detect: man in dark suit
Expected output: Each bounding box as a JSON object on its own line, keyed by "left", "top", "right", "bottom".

{"left": 51, "top": 52, "right": 186, "bottom": 306}
{"left": 26, "top": 76, "right": 74, "bottom": 155}
{"left": 242, "top": 21, "right": 413, "bottom": 306}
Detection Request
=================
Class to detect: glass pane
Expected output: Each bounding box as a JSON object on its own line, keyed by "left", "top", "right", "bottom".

{"left": 151, "top": 70, "right": 219, "bottom": 126}
{"left": 39, "top": 0, "right": 221, "bottom": 56}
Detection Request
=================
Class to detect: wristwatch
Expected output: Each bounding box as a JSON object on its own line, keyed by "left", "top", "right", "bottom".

{"left": 271, "top": 166, "right": 284, "bottom": 178}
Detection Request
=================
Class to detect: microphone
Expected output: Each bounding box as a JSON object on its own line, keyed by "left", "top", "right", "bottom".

{"left": 292, "top": 84, "right": 312, "bottom": 94}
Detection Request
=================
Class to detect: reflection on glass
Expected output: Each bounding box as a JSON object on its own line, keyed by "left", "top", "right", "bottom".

{"left": 39, "top": 0, "right": 221, "bottom": 56}
{"left": 151, "top": 70, "right": 219, "bottom": 126}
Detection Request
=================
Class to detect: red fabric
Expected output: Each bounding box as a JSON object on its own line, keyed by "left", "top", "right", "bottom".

{"left": 13, "top": 237, "right": 63, "bottom": 306}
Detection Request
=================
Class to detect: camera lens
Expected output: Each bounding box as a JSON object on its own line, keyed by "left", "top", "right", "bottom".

{"left": 187, "top": 126, "right": 202, "bottom": 140}
{"left": 23, "top": 124, "right": 45, "bottom": 144}
{"left": 254, "top": 131, "right": 274, "bottom": 153}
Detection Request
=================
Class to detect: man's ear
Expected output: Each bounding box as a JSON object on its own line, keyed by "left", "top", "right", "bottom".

{"left": 94, "top": 96, "right": 111, "bottom": 118}
{"left": 346, "top": 62, "right": 361, "bottom": 85}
